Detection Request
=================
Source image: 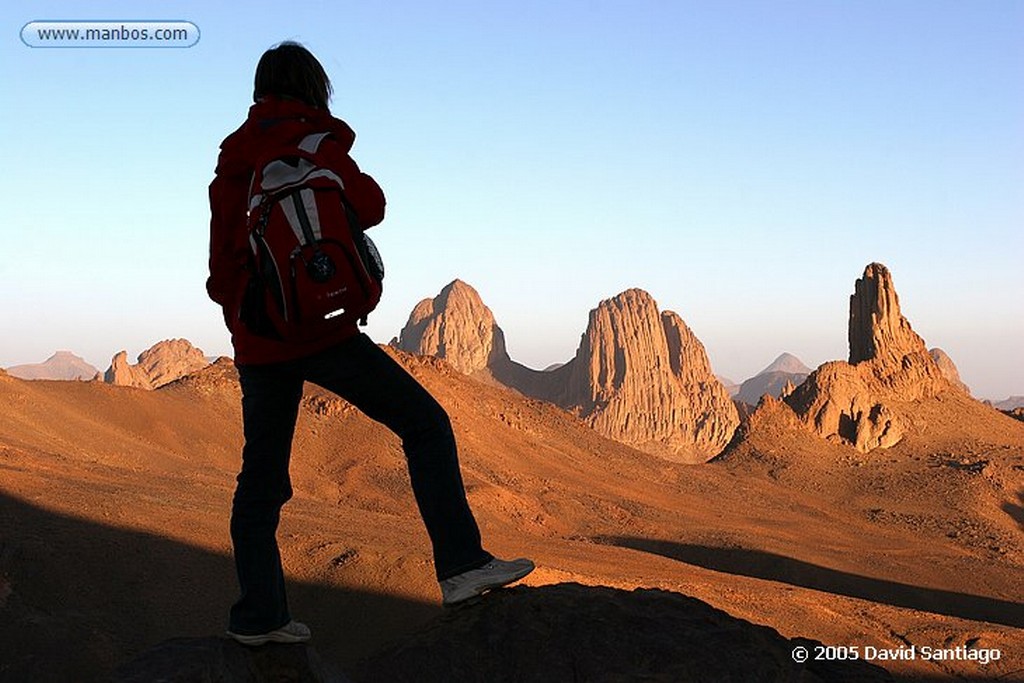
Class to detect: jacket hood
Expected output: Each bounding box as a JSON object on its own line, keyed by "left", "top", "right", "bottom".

{"left": 219, "top": 97, "right": 356, "bottom": 167}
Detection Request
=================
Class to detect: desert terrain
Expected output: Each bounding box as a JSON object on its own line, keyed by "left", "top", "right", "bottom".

{"left": 1, "top": 265, "right": 1022, "bottom": 682}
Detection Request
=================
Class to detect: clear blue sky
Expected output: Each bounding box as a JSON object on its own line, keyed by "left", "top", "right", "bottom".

{"left": 2, "top": 1, "right": 1021, "bottom": 399}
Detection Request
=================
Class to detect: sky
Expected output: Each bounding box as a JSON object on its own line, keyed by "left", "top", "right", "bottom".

{"left": 2, "top": 1, "right": 1021, "bottom": 400}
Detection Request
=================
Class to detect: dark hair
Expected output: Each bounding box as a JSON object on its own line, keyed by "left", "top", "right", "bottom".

{"left": 253, "top": 42, "right": 332, "bottom": 110}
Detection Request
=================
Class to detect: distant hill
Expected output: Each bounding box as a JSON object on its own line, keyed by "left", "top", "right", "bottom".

{"left": 6, "top": 351, "right": 98, "bottom": 381}
{"left": 757, "top": 352, "right": 812, "bottom": 377}
{"left": 735, "top": 353, "right": 811, "bottom": 406}
{"left": 716, "top": 376, "right": 740, "bottom": 397}
{"left": 995, "top": 396, "right": 1024, "bottom": 411}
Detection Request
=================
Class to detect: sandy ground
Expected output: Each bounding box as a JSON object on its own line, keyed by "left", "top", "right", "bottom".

{"left": 0, "top": 353, "right": 1022, "bottom": 681}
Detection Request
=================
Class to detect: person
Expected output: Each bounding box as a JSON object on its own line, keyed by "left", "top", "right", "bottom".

{"left": 207, "top": 41, "right": 534, "bottom": 646}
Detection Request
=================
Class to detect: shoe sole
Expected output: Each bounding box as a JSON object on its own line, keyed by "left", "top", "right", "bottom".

{"left": 442, "top": 563, "right": 535, "bottom": 606}
{"left": 226, "top": 631, "right": 311, "bottom": 646}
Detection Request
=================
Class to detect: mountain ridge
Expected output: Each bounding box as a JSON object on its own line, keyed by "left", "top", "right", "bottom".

{"left": 394, "top": 282, "right": 739, "bottom": 462}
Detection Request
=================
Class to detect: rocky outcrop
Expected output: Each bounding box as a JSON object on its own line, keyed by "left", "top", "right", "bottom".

{"left": 786, "top": 263, "right": 955, "bottom": 452}
{"left": 392, "top": 280, "right": 510, "bottom": 375}
{"left": 356, "top": 583, "right": 894, "bottom": 683}
{"left": 104, "top": 339, "right": 210, "bottom": 390}
{"left": 557, "top": 291, "right": 738, "bottom": 462}
{"left": 395, "top": 282, "right": 738, "bottom": 462}
{"left": 105, "top": 351, "right": 147, "bottom": 388}
{"left": 113, "top": 638, "right": 352, "bottom": 683}
{"left": 736, "top": 353, "right": 811, "bottom": 406}
{"left": 159, "top": 356, "right": 239, "bottom": 396}
{"left": 849, "top": 264, "right": 928, "bottom": 366}
{"left": 787, "top": 361, "right": 909, "bottom": 452}
{"left": 6, "top": 351, "right": 99, "bottom": 381}
{"left": 930, "top": 348, "right": 971, "bottom": 395}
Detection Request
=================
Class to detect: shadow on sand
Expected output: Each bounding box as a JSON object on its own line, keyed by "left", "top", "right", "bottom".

{"left": 0, "top": 491, "right": 438, "bottom": 682}
{"left": 1001, "top": 489, "right": 1024, "bottom": 532}
{"left": 599, "top": 536, "right": 1024, "bottom": 629}
{"left": 4, "top": 491, "right": 1009, "bottom": 682}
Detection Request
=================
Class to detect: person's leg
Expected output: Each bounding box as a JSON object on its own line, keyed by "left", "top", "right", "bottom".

{"left": 302, "top": 334, "right": 492, "bottom": 580}
{"left": 228, "top": 361, "right": 305, "bottom": 634}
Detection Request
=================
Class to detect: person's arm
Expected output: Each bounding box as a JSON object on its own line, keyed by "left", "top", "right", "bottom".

{"left": 345, "top": 169, "right": 386, "bottom": 229}
{"left": 206, "top": 150, "right": 251, "bottom": 323}
{"left": 320, "top": 134, "right": 386, "bottom": 229}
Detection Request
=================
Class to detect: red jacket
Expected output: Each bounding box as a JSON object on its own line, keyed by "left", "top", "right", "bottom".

{"left": 207, "top": 97, "right": 386, "bottom": 365}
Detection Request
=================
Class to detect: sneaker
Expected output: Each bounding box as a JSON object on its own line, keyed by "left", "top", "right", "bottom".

{"left": 227, "top": 619, "right": 312, "bottom": 646}
{"left": 440, "top": 557, "right": 535, "bottom": 605}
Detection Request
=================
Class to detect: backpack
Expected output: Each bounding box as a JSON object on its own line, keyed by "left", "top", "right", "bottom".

{"left": 240, "top": 131, "right": 384, "bottom": 343}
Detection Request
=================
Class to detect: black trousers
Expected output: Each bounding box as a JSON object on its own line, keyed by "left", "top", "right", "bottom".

{"left": 228, "top": 333, "right": 492, "bottom": 634}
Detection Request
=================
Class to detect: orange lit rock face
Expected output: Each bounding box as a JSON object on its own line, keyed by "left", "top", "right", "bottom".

{"left": 393, "top": 279, "right": 508, "bottom": 376}
{"left": 105, "top": 339, "right": 209, "bottom": 390}
{"left": 562, "top": 290, "right": 738, "bottom": 463}
{"left": 396, "top": 283, "right": 739, "bottom": 463}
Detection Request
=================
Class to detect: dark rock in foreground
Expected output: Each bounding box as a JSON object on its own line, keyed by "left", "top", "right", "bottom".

{"left": 112, "top": 638, "right": 352, "bottom": 683}
{"left": 354, "top": 583, "right": 893, "bottom": 682}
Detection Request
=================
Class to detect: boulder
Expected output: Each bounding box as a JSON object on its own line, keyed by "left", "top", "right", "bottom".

{"left": 356, "top": 583, "right": 893, "bottom": 682}
{"left": 105, "top": 339, "right": 210, "bottom": 390}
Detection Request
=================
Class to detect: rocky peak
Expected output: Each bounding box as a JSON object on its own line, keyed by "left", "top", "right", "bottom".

{"left": 561, "top": 289, "right": 738, "bottom": 462}
{"left": 849, "top": 263, "right": 928, "bottom": 365}
{"left": 392, "top": 280, "right": 509, "bottom": 375}
{"left": 758, "top": 353, "right": 811, "bottom": 376}
{"left": 786, "top": 263, "right": 952, "bottom": 452}
{"left": 780, "top": 379, "right": 797, "bottom": 399}
{"left": 105, "top": 339, "right": 209, "bottom": 390}
{"left": 564, "top": 289, "right": 665, "bottom": 410}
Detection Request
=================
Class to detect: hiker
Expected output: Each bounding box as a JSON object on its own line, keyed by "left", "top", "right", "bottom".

{"left": 206, "top": 41, "right": 534, "bottom": 646}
